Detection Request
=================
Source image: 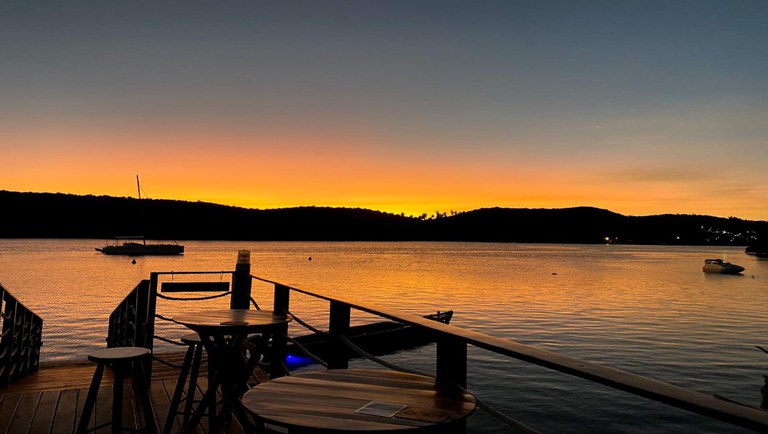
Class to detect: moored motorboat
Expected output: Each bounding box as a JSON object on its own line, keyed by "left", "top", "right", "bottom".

{"left": 746, "top": 244, "right": 768, "bottom": 258}
{"left": 282, "top": 310, "right": 453, "bottom": 367}
{"left": 702, "top": 258, "right": 744, "bottom": 274}
{"left": 96, "top": 237, "right": 184, "bottom": 256}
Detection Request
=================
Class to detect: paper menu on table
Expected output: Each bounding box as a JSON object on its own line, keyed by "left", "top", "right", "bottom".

{"left": 355, "top": 401, "right": 407, "bottom": 418}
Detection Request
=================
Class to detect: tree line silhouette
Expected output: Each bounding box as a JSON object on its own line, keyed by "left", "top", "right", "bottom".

{"left": 1, "top": 190, "right": 766, "bottom": 245}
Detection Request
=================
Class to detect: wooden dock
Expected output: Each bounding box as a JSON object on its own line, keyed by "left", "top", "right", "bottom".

{"left": 0, "top": 351, "right": 265, "bottom": 434}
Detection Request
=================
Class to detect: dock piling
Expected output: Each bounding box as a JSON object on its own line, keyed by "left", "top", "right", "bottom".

{"left": 231, "top": 250, "right": 252, "bottom": 310}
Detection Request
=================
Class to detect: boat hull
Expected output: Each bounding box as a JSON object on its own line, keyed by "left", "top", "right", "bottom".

{"left": 282, "top": 311, "right": 453, "bottom": 368}
{"left": 702, "top": 259, "right": 744, "bottom": 274}
{"left": 96, "top": 242, "right": 184, "bottom": 256}
{"left": 746, "top": 245, "right": 768, "bottom": 258}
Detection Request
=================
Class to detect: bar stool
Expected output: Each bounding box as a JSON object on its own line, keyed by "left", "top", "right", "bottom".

{"left": 77, "top": 346, "right": 156, "bottom": 434}
{"left": 163, "top": 333, "right": 206, "bottom": 434}
{"left": 165, "top": 333, "right": 265, "bottom": 433}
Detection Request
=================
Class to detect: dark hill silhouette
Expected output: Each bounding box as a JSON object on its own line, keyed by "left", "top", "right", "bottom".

{"left": 0, "top": 191, "right": 421, "bottom": 241}
{"left": 424, "top": 207, "right": 625, "bottom": 243}
{"left": 1, "top": 190, "right": 766, "bottom": 245}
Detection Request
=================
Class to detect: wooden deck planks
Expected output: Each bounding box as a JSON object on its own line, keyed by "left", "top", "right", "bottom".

{"left": 0, "top": 380, "right": 209, "bottom": 434}
{"left": 7, "top": 392, "right": 38, "bottom": 433}
{"left": 0, "top": 352, "right": 201, "bottom": 396}
{"left": 51, "top": 389, "right": 80, "bottom": 434}
{"left": 93, "top": 387, "right": 110, "bottom": 433}
{"left": 151, "top": 380, "right": 176, "bottom": 434}
{"left": 30, "top": 390, "right": 58, "bottom": 433}
{"left": 0, "top": 393, "right": 22, "bottom": 433}
{"left": 0, "top": 351, "right": 253, "bottom": 434}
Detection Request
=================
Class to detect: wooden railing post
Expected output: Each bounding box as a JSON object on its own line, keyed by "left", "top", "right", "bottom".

{"left": 328, "top": 301, "right": 351, "bottom": 370}
{"left": 271, "top": 284, "right": 290, "bottom": 378}
{"left": 4, "top": 296, "right": 19, "bottom": 385}
{"left": 142, "top": 279, "right": 156, "bottom": 382}
{"left": 0, "top": 287, "right": 7, "bottom": 388}
{"left": 231, "top": 250, "right": 252, "bottom": 309}
{"left": 436, "top": 336, "right": 467, "bottom": 389}
{"left": 0, "top": 294, "right": 16, "bottom": 388}
{"left": 136, "top": 280, "right": 151, "bottom": 348}
{"left": 273, "top": 283, "right": 290, "bottom": 315}
{"left": 435, "top": 335, "right": 468, "bottom": 433}
{"left": 30, "top": 315, "right": 42, "bottom": 374}
{"left": 19, "top": 310, "right": 31, "bottom": 376}
{"left": 762, "top": 376, "right": 768, "bottom": 410}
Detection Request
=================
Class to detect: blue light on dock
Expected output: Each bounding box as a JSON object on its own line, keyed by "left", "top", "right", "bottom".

{"left": 285, "top": 354, "right": 315, "bottom": 369}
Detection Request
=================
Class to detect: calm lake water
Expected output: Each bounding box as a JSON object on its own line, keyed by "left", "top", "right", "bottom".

{"left": 1, "top": 239, "right": 767, "bottom": 433}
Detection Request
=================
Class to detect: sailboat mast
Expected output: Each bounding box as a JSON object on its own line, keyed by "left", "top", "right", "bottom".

{"left": 136, "top": 175, "right": 141, "bottom": 200}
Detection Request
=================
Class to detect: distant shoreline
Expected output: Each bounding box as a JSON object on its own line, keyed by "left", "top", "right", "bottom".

{"left": 1, "top": 190, "right": 766, "bottom": 246}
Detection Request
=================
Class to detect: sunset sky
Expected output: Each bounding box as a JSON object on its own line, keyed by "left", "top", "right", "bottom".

{"left": 2, "top": 1, "right": 767, "bottom": 220}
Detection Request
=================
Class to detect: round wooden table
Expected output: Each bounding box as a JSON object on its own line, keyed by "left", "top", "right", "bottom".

{"left": 241, "top": 369, "right": 476, "bottom": 433}
{"left": 174, "top": 309, "right": 291, "bottom": 332}
{"left": 173, "top": 309, "right": 292, "bottom": 434}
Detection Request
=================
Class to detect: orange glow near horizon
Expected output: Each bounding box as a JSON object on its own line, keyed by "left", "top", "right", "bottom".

{"left": 2, "top": 121, "right": 768, "bottom": 221}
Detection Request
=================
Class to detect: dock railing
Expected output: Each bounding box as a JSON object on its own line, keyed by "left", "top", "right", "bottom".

{"left": 107, "top": 280, "right": 152, "bottom": 349}
{"left": 249, "top": 275, "right": 768, "bottom": 432}
{"left": 107, "top": 270, "right": 238, "bottom": 380}
{"left": 0, "top": 284, "right": 43, "bottom": 388}
{"left": 105, "top": 251, "right": 768, "bottom": 432}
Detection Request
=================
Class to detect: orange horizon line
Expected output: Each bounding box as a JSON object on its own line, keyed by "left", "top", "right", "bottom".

{"left": 4, "top": 188, "right": 765, "bottom": 221}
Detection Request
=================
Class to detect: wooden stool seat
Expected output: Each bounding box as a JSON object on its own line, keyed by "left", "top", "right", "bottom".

{"left": 179, "top": 333, "right": 202, "bottom": 346}
{"left": 77, "top": 346, "right": 155, "bottom": 434}
{"left": 88, "top": 346, "right": 151, "bottom": 363}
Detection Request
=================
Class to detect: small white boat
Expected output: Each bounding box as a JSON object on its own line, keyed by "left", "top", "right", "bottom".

{"left": 702, "top": 258, "right": 744, "bottom": 274}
